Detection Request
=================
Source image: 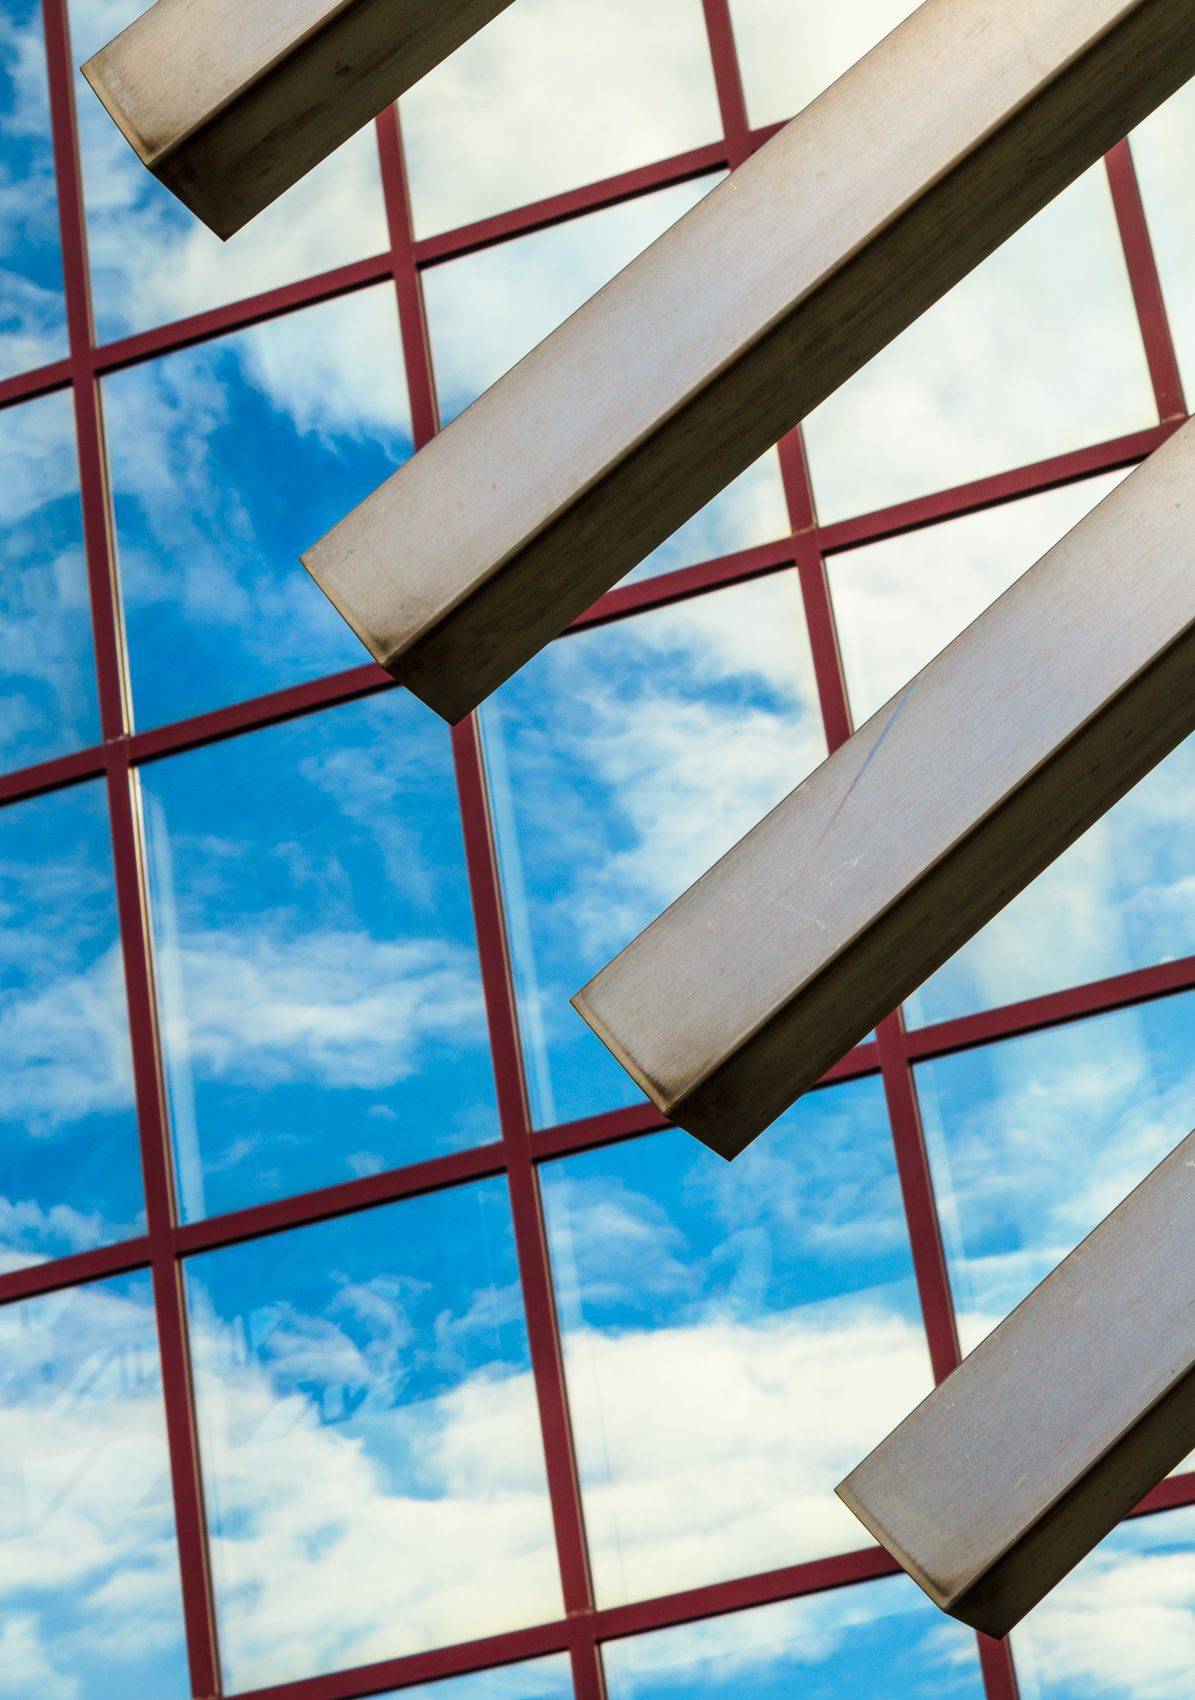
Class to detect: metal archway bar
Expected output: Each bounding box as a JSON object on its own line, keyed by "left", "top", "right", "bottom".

{"left": 838, "top": 1129, "right": 1195, "bottom": 1637}
{"left": 81, "top": 0, "right": 516, "bottom": 238}
{"left": 572, "top": 421, "right": 1195, "bottom": 1157}
{"left": 301, "top": 0, "right": 1195, "bottom": 723}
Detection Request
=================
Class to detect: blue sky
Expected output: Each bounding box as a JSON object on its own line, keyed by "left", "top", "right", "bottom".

{"left": 0, "top": 0, "right": 67, "bottom": 379}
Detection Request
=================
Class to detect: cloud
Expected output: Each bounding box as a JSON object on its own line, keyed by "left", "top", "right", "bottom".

{"left": 1130, "top": 81, "right": 1195, "bottom": 396}
{"left": 729, "top": 0, "right": 920, "bottom": 129}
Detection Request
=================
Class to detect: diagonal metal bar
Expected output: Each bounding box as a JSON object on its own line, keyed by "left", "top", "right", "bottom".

{"left": 838, "top": 1129, "right": 1195, "bottom": 1637}
{"left": 572, "top": 421, "right": 1195, "bottom": 1159}
{"left": 302, "top": 0, "right": 1195, "bottom": 723}
{"left": 81, "top": 0, "right": 515, "bottom": 238}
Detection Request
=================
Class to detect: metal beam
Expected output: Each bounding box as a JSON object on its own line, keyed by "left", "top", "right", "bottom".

{"left": 80, "top": 0, "right": 515, "bottom": 239}
{"left": 302, "top": 0, "right": 1195, "bottom": 724}
{"left": 572, "top": 421, "right": 1195, "bottom": 1158}
{"left": 837, "top": 1129, "right": 1195, "bottom": 1637}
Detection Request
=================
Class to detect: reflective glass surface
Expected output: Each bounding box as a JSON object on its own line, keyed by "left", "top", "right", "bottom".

{"left": 482, "top": 574, "right": 824, "bottom": 1127}
{"left": 402, "top": 0, "right": 721, "bottom": 237}
{"left": 541, "top": 1078, "right": 930, "bottom": 1605}
{"left": 380, "top": 1657, "right": 574, "bottom": 1700}
{"left": 0, "top": 782, "right": 142, "bottom": 1262}
{"left": 0, "top": 389, "right": 98, "bottom": 773}
{"left": 1132, "top": 83, "right": 1195, "bottom": 399}
{"left": 69, "top": 0, "right": 389, "bottom": 342}
{"left": 103, "top": 286, "right": 412, "bottom": 727}
{"left": 140, "top": 694, "right": 496, "bottom": 1221}
{"left": 730, "top": 0, "right": 919, "bottom": 130}
{"left": 804, "top": 168, "right": 1155, "bottom": 520}
{"left": 186, "top": 1185, "right": 561, "bottom": 1691}
{"left": 1013, "top": 1506, "right": 1195, "bottom": 1700}
{"left": 601, "top": 1575, "right": 986, "bottom": 1699}
{"left": 917, "top": 993, "right": 1194, "bottom": 1353}
{"left": 0, "top": 1273, "right": 189, "bottom": 1699}
{"left": 0, "top": 0, "right": 68, "bottom": 377}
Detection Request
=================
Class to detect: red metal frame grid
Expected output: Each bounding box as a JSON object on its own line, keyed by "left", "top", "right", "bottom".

{"left": 2, "top": 3, "right": 1190, "bottom": 1698}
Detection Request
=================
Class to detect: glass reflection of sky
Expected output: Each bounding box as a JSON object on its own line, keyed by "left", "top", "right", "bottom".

{"left": 1, "top": 0, "right": 68, "bottom": 377}
{"left": 828, "top": 475, "right": 1194, "bottom": 1023}
{"left": 1013, "top": 1507, "right": 1195, "bottom": 1700}
{"left": 917, "top": 992, "right": 1194, "bottom": 1352}
{"left": 0, "top": 389, "right": 99, "bottom": 774}
{"left": 422, "top": 177, "right": 790, "bottom": 586}
{"left": 0, "top": 1273, "right": 190, "bottom": 1700}
{"left": 69, "top": 0, "right": 390, "bottom": 343}
{"left": 804, "top": 167, "right": 1155, "bottom": 521}
{"left": 139, "top": 693, "right": 497, "bottom": 1221}
{"left": 729, "top": 0, "right": 921, "bottom": 130}
{"left": 185, "top": 1184, "right": 561, "bottom": 1691}
{"left": 481, "top": 574, "right": 825, "bottom": 1127}
{"left": 379, "top": 1655, "right": 574, "bottom": 1700}
{"left": 103, "top": 285, "right": 413, "bottom": 728}
{"left": 1132, "top": 83, "right": 1195, "bottom": 397}
{"left": 602, "top": 1575, "right": 986, "bottom": 1700}
{"left": 541, "top": 1078, "right": 931, "bottom": 1605}
{"left": 402, "top": 0, "right": 721, "bottom": 237}
{"left": 0, "top": 781, "right": 143, "bottom": 1263}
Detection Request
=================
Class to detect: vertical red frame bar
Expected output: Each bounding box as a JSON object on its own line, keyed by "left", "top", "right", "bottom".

{"left": 373, "top": 103, "right": 607, "bottom": 1700}
{"left": 39, "top": 3, "right": 222, "bottom": 1693}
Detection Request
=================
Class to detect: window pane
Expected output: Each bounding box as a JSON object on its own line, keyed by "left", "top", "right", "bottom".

{"left": 186, "top": 1184, "right": 561, "bottom": 1691}
{"left": 541, "top": 1077, "right": 928, "bottom": 1604}
{"left": 0, "top": 782, "right": 142, "bottom": 1259}
{"left": 482, "top": 575, "right": 824, "bottom": 1127}
{"left": 380, "top": 1657, "right": 574, "bottom": 1700}
{"left": 730, "top": 0, "right": 919, "bottom": 131}
{"left": 1012, "top": 1506, "right": 1195, "bottom": 1700}
{"left": 140, "top": 694, "right": 496, "bottom": 1221}
{"left": 1, "top": 0, "right": 68, "bottom": 377}
{"left": 0, "top": 1273, "right": 190, "bottom": 1699}
{"left": 1132, "top": 82, "right": 1195, "bottom": 400}
{"left": 0, "top": 389, "right": 99, "bottom": 773}
{"left": 602, "top": 1576, "right": 987, "bottom": 1699}
{"left": 916, "top": 993, "right": 1194, "bottom": 1354}
{"left": 69, "top": 1, "right": 389, "bottom": 343}
{"left": 104, "top": 287, "right": 412, "bottom": 727}
{"left": 803, "top": 168, "right": 1155, "bottom": 521}
{"left": 402, "top": 0, "right": 721, "bottom": 237}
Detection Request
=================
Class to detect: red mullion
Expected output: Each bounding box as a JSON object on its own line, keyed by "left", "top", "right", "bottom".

{"left": 817, "top": 422, "right": 1175, "bottom": 556}
{"left": 1104, "top": 139, "right": 1187, "bottom": 422}
{"left": 701, "top": 0, "right": 752, "bottom": 163}
{"left": 778, "top": 430, "right": 855, "bottom": 753}
{"left": 0, "top": 740, "right": 106, "bottom": 806}
{"left": 0, "top": 355, "right": 72, "bottom": 411}
{"left": 0, "top": 1235, "right": 152, "bottom": 1308}
{"left": 414, "top": 140, "right": 729, "bottom": 268}
{"left": 569, "top": 536, "right": 797, "bottom": 634}
{"left": 377, "top": 104, "right": 603, "bottom": 1684}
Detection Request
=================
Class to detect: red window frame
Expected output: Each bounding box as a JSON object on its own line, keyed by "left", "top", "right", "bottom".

{"left": 1, "top": 3, "right": 1192, "bottom": 1697}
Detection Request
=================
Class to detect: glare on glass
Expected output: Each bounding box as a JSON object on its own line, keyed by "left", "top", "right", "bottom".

{"left": 0, "top": 0, "right": 68, "bottom": 377}
{"left": 0, "top": 390, "right": 99, "bottom": 773}
{"left": 916, "top": 992, "right": 1195, "bottom": 1355}
{"left": 481, "top": 573, "right": 824, "bottom": 1127}
{"left": 1131, "top": 82, "right": 1195, "bottom": 401}
{"left": 421, "top": 175, "right": 789, "bottom": 586}
{"left": 185, "top": 1184, "right": 562, "bottom": 1691}
{"left": 103, "top": 286, "right": 413, "bottom": 727}
{"left": 0, "top": 782, "right": 143, "bottom": 1260}
{"left": 827, "top": 474, "right": 1194, "bottom": 1022}
{"left": 402, "top": 0, "right": 721, "bottom": 237}
{"left": 601, "top": 1574, "right": 987, "bottom": 1699}
{"left": 803, "top": 167, "right": 1155, "bottom": 521}
{"left": 0, "top": 1274, "right": 190, "bottom": 1700}
{"left": 1011, "top": 1506, "right": 1195, "bottom": 1700}
{"left": 69, "top": 0, "right": 390, "bottom": 342}
{"left": 540, "top": 1077, "right": 930, "bottom": 1605}
{"left": 140, "top": 693, "right": 497, "bottom": 1220}
{"left": 729, "top": 0, "right": 921, "bottom": 131}
{"left": 378, "top": 1656, "right": 574, "bottom": 1700}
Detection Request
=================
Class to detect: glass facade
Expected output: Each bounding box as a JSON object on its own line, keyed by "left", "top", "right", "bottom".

{"left": 0, "top": 3, "right": 1190, "bottom": 1698}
